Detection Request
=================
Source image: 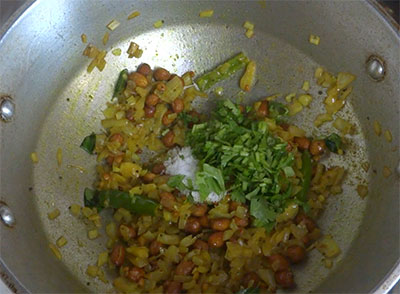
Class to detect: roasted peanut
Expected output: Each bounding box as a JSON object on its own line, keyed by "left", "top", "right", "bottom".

{"left": 160, "top": 192, "right": 176, "bottom": 211}
{"left": 257, "top": 101, "right": 269, "bottom": 117}
{"left": 286, "top": 245, "right": 306, "bottom": 264}
{"left": 275, "top": 270, "right": 295, "bottom": 288}
{"left": 145, "top": 93, "right": 160, "bottom": 107}
{"left": 234, "top": 216, "right": 249, "bottom": 227}
{"left": 295, "top": 214, "right": 316, "bottom": 232}
{"left": 162, "top": 110, "right": 175, "bottom": 125}
{"left": 144, "top": 106, "right": 156, "bottom": 118}
{"left": 119, "top": 224, "right": 136, "bottom": 240}
{"left": 137, "top": 63, "right": 152, "bottom": 76}
{"left": 128, "top": 72, "right": 148, "bottom": 88}
{"left": 164, "top": 281, "right": 182, "bottom": 294}
{"left": 152, "top": 163, "right": 165, "bottom": 174}
{"left": 156, "top": 82, "right": 166, "bottom": 92}
{"left": 125, "top": 108, "right": 135, "bottom": 121}
{"left": 142, "top": 172, "right": 156, "bottom": 183}
{"left": 110, "top": 244, "right": 125, "bottom": 266}
{"left": 193, "top": 239, "right": 209, "bottom": 251}
{"left": 191, "top": 204, "right": 208, "bottom": 217}
{"left": 175, "top": 260, "right": 195, "bottom": 276}
{"left": 210, "top": 218, "right": 230, "bottom": 231}
{"left": 162, "top": 131, "right": 175, "bottom": 148}
{"left": 110, "top": 133, "right": 124, "bottom": 144}
{"left": 154, "top": 68, "right": 170, "bottom": 81}
{"left": 268, "top": 254, "right": 290, "bottom": 271}
{"left": 198, "top": 215, "right": 209, "bottom": 228}
{"left": 127, "top": 267, "right": 145, "bottom": 282}
{"left": 293, "top": 137, "right": 311, "bottom": 151}
{"left": 149, "top": 240, "right": 163, "bottom": 256}
{"left": 184, "top": 217, "right": 201, "bottom": 234}
{"left": 172, "top": 98, "right": 184, "bottom": 113}
{"left": 208, "top": 232, "right": 224, "bottom": 248}
{"left": 309, "top": 140, "right": 326, "bottom": 156}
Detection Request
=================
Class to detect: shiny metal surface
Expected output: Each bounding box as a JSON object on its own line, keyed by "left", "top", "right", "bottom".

{"left": 0, "top": 96, "right": 15, "bottom": 122}
{"left": 366, "top": 55, "right": 386, "bottom": 81}
{"left": 0, "top": 202, "right": 15, "bottom": 227}
{"left": 0, "top": 0, "right": 398, "bottom": 293}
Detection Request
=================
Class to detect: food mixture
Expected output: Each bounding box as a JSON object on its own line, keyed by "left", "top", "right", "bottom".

{"left": 74, "top": 52, "right": 357, "bottom": 293}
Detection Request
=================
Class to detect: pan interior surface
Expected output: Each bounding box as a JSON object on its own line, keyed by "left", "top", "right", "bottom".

{"left": 0, "top": 1, "right": 398, "bottom": 293}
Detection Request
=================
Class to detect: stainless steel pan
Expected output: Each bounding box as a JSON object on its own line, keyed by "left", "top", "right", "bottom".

{"left": 0, "top": 0, "right": 398, "bottom": 293}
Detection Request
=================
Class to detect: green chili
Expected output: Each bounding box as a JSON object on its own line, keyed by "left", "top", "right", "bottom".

{"left": 297, "top": 151, "right": 312, "bottom": 203}
{"left": 195, "top": 52, "right": 249, "bottom": 91}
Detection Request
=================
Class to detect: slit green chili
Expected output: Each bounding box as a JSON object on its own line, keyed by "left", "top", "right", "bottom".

{"left": 195, "top": 52, "right": 249, "bottom": 91}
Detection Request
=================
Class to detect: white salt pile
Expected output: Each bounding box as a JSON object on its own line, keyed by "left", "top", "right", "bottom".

{"left": 164, "top": 147, "right": 225, "bottom": 203}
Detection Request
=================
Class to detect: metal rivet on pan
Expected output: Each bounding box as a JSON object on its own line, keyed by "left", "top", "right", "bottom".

{"left": 0, "top": 202, "right": 16, "bottom": 227}
{"left": 0, "top": 96, "right": 15, "bottom": 122}
{"left": 366, "top": 55, "right": 386, "bottom": 81}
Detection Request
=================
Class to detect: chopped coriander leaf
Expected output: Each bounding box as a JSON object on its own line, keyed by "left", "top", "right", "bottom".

{"left": 167, "top": 175, "right": 188, "bottom": 191}
{"left": 80, "top": 133, "right": 96, "bottom": 154}
{"left": 186, "top": 99, "right": 299, "bottom": 230}
{"left": 195, "top": 163, "right": 225, "bottom": 201}
{"left": 178, "top": 111, "right": 200, "bottom": 127}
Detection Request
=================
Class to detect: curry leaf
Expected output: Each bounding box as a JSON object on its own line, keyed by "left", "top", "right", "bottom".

{"left": 325, "top": 133, "right": 342, "bottom": 153}
{"left": 80, "top": 133, "right": 96, "bottom": 154}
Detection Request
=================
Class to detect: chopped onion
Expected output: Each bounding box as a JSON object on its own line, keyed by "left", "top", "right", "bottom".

{"left": 333, "top": 117, "right": 353, "bottom": 135}
{"left": 298, "top": 94, "right": 312, "bottom": 106}
{"left": 128, "top": 11, "right": 140, "bottom": 20}
{"left": 288, "top": 100, "right": 303, "bottom": 116}
{"left": 153, "top": 20, "right": 164, "bottom": 28}
{"left": 383, "top": 166, "right": 392, "bottom": 178}
{"left": 245, "top": 29, "right": 254, "bottom": 39}
{"left": 102, "top": 31, "right": 109, "bottom": 46}
{"left": 243, "top": 21, "right": 254, "bottom": 30}
{"left": 107, "top": 19, "right": 120, "bottom": 31}
{"left": 199, "top": 10, "right": 214, "bottom": 17}
{"left": 336, "top": 72, "right": 356, "bottom": 90}
{"left": 356, "top": 184, "right": 368, "bottom": 199}
{"left": 309, "top": 34, "right": 320, "bottom": 45}
{"left": 49, "top": 243, "right": 62, "bottom": 260}
{"left": 316, "top": 235, "right": 341, "bottom": 258}
{"left": 56, "top": 236, "right": 67, "bottom": 248}
{"left": 31, "top": 152, "right": 39, "bottom": 163}
{"left": 302, "top": 81, "right": 310, "bottom": 91}
{"left": 111, "top": 48, "right": 122, "bottom": 56}
{"left": 384, "top": 130, "right": 392, "bottom": 142}
{"left": 285, "top": 93, "right": 296, "bottom": 103}
{"left": 373, "top": 120, "right": 382, "bottom": 136}
{"left": 56, "top": 147, "right": 62, "bottom": 166}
